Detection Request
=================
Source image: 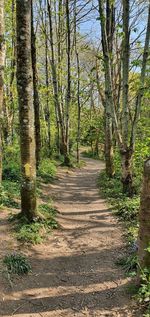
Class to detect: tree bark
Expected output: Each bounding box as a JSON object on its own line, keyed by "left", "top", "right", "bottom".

{"left": 138, "top": 158, "right": 150, "bottom": 268}
{"left": 74, "top": 0, "right": 81, "bottom": 164}
{"left": 31, "top": 0, "right": 41, "bottom": 168}
{"left": 9, "top": 0, "right": 16, "bottom": 143}
{"left": 65, "top": 0, "right": 71, "bottom": 165}
{"left": 122, "top": 0, "right": 130, "bottom": 145}
{"left": 121, "top": 149, "right": 133, "bottom": 196}
{"left": 0, "top": 0, "right": 5, "bottom": 182}
{"left": 47, "top": 0, "right": 70, "bottom": 165}
{"left": 16, "top": 0, "right": 37, "bottom": 221}
{"left": 105, "top": 114, "right": 115, "bottom": 178}
{"left": 98, "top": 0, "right": 115, "bottom": 178}
{"left": 44, "top": 0, "right": 51, "bottom": 157}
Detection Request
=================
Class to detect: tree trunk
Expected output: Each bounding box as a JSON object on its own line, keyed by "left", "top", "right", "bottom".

{"left": 9, "top": 0, "right": 16, "bottom": 144}
{"left": 44, "top": 0, "right": 51, "bottom": 157}
{"left": 31, "top": 0, "right": 41, "bottom": 168}
{"left": 138, "top": 158, "right": 150, "bottom": 268}
{"left": 47, "top": 0, "right": 69, "bottom": 164}
{"left": 122, "top": 0, "right": 130, "bottom": 145}
{"left": 105, "top": 114, "right": 115, "bottom": 178}
{"left": 74, "top": 0, "right": 81, "bottom": 164}
{"left": 98, "top": 0, "right": 115, "bottom": 178}
{"left": 121, "top": 149, "right": 133, "bottom": 196}
{"left": 65, "top": 0, "right": 71, "bottom": 166}
{"left": 0, "top": 0, "right": 5, "bottom": 182}
{"left": 16, "top": 0, "right": 37, "bottom": 221}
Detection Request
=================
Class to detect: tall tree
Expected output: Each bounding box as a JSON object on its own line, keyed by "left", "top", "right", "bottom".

{"left": 47, "top": 0, "right": 70, "bottom": 165}
{"left": 43, "top": 0, "right": 51, "bottom": 157}
{"left": 98, "top": 0, "right": 150, "bottom": 195}
{"left": 0, "top": 0, "right": 5, "bottom": 182}
{"left": 16, "top": 0, "right": 37, "bottom": 221}
{"left": 65, "top": 0, "right": 71, "bottom": 165}
{"left": 31, "top": 0, "right": 41, "bottom": 168}
{"left": 74, "top": 0, "right": 81, "bottom": 164}
{"left": 98, "top": 0, "right": 115, "bottom": 178}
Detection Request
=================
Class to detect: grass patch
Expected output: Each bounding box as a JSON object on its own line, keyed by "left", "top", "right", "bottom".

{"left": 3, "top": 253, "right": 31, "bottom": 275}
{"left": 10, "top": 203, "right": 59, "bottom": 244}
{"left": 116, "top": 253, "right": 138, "bottom": 276}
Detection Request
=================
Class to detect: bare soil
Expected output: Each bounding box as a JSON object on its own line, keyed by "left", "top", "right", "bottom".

{"left": 0, "top": 158, "right": 140, "bottom": 317}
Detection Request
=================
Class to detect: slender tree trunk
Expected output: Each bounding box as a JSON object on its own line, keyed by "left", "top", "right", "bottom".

{"left": 122, "top": 0, "right": 129, "bottom": 145}
{"left": 105, "top": 113, "right": 115, "bottom": 178}
{"left": 9, "top": 0, "right": 16, "bottom": 143}
{"left": 0, "top": 0, "right": 5, "bottom": 182}
{"left": 98, "top": 0, "right": 115, "bottom": 178}
{"left": 44, "top": 0, "right": 51, "bottom": 157}
{"left": 138, "top": 157, "right": 150, "bottom": 268}
{"left": 74, "top": 0, "right": 81, "bottom": 164}
{"left": 120, "top": 0, "right": 133, "bottom": 195}
{"left": 65, "top": 0, "right": 71, "bottom": 165}
{"left": 76, "top": 51, "right": 81, "bottom": 164}
{"left": 47, "top": 0, "right": 69, "bottom": 164}
{"left": 120, "top": 149, "right": 133, "bottom": 196}
{"left": 16, "top": 0, "right": 37, "bottom": 221}
{"left": 31, "top": 0, "right": 41, "bottom": 168}
{"left": 56, "top": 0, "right": 63, "bottom": 156}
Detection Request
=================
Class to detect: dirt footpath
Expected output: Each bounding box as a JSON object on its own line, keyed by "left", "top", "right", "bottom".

{"left": 0, "top": 158, "right": 140, "bottom": 317}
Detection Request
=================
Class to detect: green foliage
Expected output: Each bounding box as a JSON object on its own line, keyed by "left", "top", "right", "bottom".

{"left": 0, "top": 181, "right": 20, "bottom": 209}
{"left": 137, "top": 267, "right": 150, "bottom": 315}
{"left": 3, "top": 144, "right": 21, "bottom": 181}
{"left": 82, "top": 149, "right": 101, "bottom": 160}
{"left": 115, "top": 197, "right": 140, "bottom": 222}
{"left": 38, "top": 159, "right": 57, "bottom": 183}
{"left": 98, "top": 170, "right": 139, "bottom": 245}
{"left": 98, "top": 170, "right": 123, "bottom": 200}
{"left": 13, "top": 203, "right": 58, "bottom": 244}
{"left": 16, "top": 221, "right": 45, "bottom": 244}
{"left": 3, "top": 161, "right": 21, "bottom": 182}
{"left": 3, "top": 253, "right": 31, "bottom": 275}
{"left": 116, "top": 254, "right": 138, "bottom": 276}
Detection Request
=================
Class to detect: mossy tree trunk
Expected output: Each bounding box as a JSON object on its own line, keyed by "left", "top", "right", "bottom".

{"left": 138, "top": 158, "right": 150, "bottom": 268}
{"left": 16, "top": 0, "right": 37, "bottom": 222}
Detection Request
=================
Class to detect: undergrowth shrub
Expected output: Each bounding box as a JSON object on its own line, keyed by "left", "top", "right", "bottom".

{"left": 82, "top": 149, "right": 103, "bottom": 160}
{"left": 0, "top": 181, "right": 20, "bottom": 208}
{"left": 3, "top": 253, "right": 31, "bottom": 275}
{"left": 38, "top": 159, "right": 57, "bottom": 183}
{"left": 116, "top": 254, "right": 138, "bottom": 276}
{"left": 98, "top": 170, "right": 140, "bottom": 244}
{"left": 137, "top": 267, "right": 150, "bottom": 316}
{"left": 115, "top": 197, "right": 140, "bottom": 222}
{"left": 3, "top": 144, "right": 21, "bottom": 181}
{"left": 11, "top": 203, "right": 58, "bottom": 244}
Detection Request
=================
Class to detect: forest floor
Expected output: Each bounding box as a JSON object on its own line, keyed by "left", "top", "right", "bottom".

{"left": 0, "top": 157, "right": 141, "bottom": 317}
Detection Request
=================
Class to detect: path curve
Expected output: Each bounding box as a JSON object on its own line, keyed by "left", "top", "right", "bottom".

{"left": 0, "top": 157, "right": 139, "bottom": 317}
